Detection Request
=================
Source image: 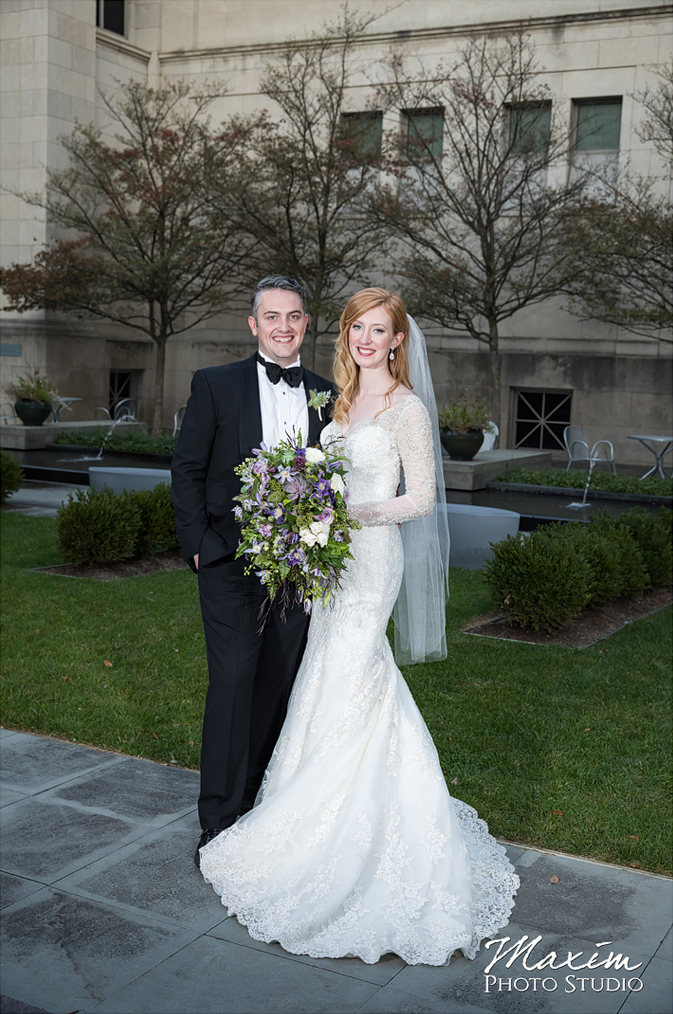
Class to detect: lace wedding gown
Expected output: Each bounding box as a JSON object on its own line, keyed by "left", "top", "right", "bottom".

{"left": 199, "top": 396, "right": 519, "bottom": 965}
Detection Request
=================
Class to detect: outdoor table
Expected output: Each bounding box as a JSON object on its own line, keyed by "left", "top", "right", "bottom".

{"left": 51, "top": 396, "right": 82, "bottom": 423}
{"left": 627, "top": 434, "right": 673, "bottom": 479}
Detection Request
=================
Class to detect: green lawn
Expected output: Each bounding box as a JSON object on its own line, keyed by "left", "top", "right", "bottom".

{"left": 1, "top": 512, "right": 671, "bottom": 875}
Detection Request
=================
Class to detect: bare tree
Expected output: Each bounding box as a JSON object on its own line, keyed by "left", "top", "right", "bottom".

{"left": 560, "top": 62, "right": 673, "bottom": 342}
{"left": 209, "top": 7, "right": 387, "bottom": 368}
{"left": 635, "top": 60, "right": 673, "bottom": 168}
{"left": 370, "top": 34, "right": 598, "bottom": 427}
{"left": 0, "top": 81, "right": 255, "bottom": 432}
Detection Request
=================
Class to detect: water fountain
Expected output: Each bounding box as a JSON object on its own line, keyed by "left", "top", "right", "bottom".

{"left": 567, "top": 454, "right": 598, "bottom": 511}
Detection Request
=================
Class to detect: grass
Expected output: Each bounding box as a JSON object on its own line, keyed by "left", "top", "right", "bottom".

{"left": 495, "top": 467, "right": 672, "bottom": 497}
{"left": 1, "top": 512, "right": 671, "bottom": 875}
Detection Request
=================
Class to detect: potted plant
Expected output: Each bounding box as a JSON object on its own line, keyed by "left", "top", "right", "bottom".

{"left": 439, "top": 395, "right": 491, "bottom": 460}
{"left": 5, "top": 370, "right": 55, "bottom": 426}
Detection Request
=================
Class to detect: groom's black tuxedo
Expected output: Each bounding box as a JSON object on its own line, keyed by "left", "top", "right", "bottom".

{"left": 171, "top": 353, "right": 335, "bottom": 830}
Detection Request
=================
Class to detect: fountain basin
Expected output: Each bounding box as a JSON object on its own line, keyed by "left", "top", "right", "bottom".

{"left": 445, "top": 503, "right": 520, "bottom": 570}
{"left": 89, "top": 466, "right": 171, "bottom": 494}
{"left": 0, "top": 420, "right": 147, "bottom": 451}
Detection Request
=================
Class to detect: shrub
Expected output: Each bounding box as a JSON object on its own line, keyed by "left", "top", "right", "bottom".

{"left": 618, "top": 507, "right": 673, "bottom": 588}
{"left": 132, "top": 483, "right": 179, "bottom": 557}
{"left": 53, "top": 429, "right": 177, "bottom": 455}
{"left": 494, "top": 467, "right": 673, "bottom": 498}
{"left": 483, "top": 529, "right": 592, "bottom": 631}
{"left": 58, "top": 487, "right": 141, "bottom": 565}
{"left": 0, "top": 451, "right": 23, "bottom": 503}
{"left": 557, "top": 516, "right": 649, "bottom": 606}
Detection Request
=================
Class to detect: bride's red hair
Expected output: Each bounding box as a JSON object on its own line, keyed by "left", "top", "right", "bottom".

{"left": 333, "top": 288, "right": 412, "bottom": 427}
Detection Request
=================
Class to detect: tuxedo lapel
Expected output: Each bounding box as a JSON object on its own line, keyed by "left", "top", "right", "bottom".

{"left": 238, "top": 354, "right": 263, "bottom": 460}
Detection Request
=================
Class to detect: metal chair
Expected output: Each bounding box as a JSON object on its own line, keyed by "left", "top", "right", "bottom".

{"left": 95, "top": 398, "right": 138, "bottom": 422}
{"left": 0, "top": 402, "right": 18, "bottom": 425}
{"left": 481, "top": 422, "right": 499, "bottom": 452}
{"left": 563, "top": 425, "right": 616, "bottom": 473}
{"left": 172, "top": 405, "right": 186, "bottom": 438}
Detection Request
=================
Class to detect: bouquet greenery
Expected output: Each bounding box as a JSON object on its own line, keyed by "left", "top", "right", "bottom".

{"left": 234, "top": 436, "right": 360, "bottom": 619}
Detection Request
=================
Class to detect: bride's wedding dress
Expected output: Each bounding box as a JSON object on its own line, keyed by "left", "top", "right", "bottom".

{"left": 199, "top": 396, "right": 519, "bottom": 965}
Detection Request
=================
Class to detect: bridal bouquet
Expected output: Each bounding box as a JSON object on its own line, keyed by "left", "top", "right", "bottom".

{"left": 233, "top": 437, "right": 359, "bottom": 618}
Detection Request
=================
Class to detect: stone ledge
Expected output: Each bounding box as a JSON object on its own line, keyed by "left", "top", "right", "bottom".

{"left": 443, "top": 449, "right": 552, "bottom": 490}
{"left": 0, "top": 421, "right": 148, "bottom": 451}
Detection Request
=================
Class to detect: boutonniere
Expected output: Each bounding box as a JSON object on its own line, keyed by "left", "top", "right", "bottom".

{"left": 308, "top": 389, "right": 331, "bottom": 421}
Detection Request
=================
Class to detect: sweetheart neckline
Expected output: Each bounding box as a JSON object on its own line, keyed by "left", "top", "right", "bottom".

{"left": 332, "top": 394, "right": 420, "bottom": 439}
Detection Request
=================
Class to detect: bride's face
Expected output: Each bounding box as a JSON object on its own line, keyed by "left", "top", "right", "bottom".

{"left": 348, "top": 306, "right": 403, "bottom": 373}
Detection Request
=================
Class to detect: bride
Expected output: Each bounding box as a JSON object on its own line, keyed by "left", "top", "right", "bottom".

{"left": 199, "top": 288, "right": 519, "bottom": 965}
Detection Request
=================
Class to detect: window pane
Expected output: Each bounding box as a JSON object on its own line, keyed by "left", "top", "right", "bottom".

{"left": 576, "top": 101, "right": 621, "bottom": 151}
{"left": 102, "top": 0, "right": 125, "bottom": 36}
{"left": 406, "top": 109, "right": 443, "bottom": 160}
{"left": 341, "top": 112, "right": 383, "bottom": 162}
{"left": 509, "top": 105, "right": 551, "bottom": 153}
{"left": 514, "top": 390, "right": 572, "bottom": 449}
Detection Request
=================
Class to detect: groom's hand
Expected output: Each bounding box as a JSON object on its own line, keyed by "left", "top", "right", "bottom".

{"left": 193, "top": 554, "right": 199, "bottom": 571}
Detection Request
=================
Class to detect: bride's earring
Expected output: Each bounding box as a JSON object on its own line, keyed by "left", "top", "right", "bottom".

{"left": 389, "top": 348, "right": 395, "bottom": 361}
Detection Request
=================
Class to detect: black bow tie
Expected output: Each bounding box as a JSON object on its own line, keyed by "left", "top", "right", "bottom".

{"left": 257, "top": 353, "right": 304, "bottom": 388}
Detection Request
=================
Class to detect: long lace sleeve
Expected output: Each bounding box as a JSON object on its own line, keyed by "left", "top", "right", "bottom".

{"left": 350, "top": 400, "right": 435, "bottom": 527}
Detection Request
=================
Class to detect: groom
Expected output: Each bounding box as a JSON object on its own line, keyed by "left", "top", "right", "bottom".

{"left": 171, "top": 276, "right": 335, "bottom": 866}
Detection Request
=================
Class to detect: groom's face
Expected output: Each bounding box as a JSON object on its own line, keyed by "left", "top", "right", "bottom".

{"left": 249, "top": 289, "right": 308, "bottom": 366}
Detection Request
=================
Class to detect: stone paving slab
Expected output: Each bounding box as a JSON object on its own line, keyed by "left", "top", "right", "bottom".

{"left": 91, "top": 933, "right": 382, "bottom": 1014}
{"left": 1, "top": 731, "right": 671, "bottom": 1014}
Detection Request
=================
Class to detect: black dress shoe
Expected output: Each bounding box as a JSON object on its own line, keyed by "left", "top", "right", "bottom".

{"left": 194, "top": 827, "right": 223, "bottom": 869}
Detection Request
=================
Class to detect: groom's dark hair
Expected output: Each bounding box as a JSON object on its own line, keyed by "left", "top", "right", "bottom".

{"left": 251, "top": 275, "right": 308, "bottom": 319}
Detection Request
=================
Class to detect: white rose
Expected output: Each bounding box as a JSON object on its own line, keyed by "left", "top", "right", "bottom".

{"left": 329, "top": 473, "right": 345, "bottom": 496}
{"left": 305, "top": 447, "right": 325, "bottom": 463}
{"left": 316, "top": 531, "right": 329, "bottom": 547}
{"left": 299, "top": 528, "right": 318, "bottom": 547}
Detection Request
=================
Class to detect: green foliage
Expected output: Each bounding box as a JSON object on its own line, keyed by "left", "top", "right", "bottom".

{"left": 618, "top": 506, "right": 673, "bottom": 588}
{"left": 438, "top": 394, "right": 491, "bottom": 433}
{"left": 58, "top": 487, "right": 142, "bottom": 565}
{"left": 483, "top": 529, "right": 592, "bottom": 631}
{"left": 496, "top": 467, "right": 673, "bottom": 497}
{"left": 485, "top": 509, "right": 672, "bottom": 630}
{"left": 57, "top": 484, "right": 178, "bottom": 563}
{"left": 0, "top": 451, "right": 23, "bottom": 502}
{"left": 132, "top": 484, "right": 179, "bottom": 557}
{"left": 53, "top": 429, "right": 177, "bottom": 455}
{"left": 4, "top": 368, "right": 55, "bottom": 402}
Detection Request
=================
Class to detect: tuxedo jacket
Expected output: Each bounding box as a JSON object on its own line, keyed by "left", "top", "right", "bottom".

{"left": 171, "top": 353, "right": 336, "bottom": 568}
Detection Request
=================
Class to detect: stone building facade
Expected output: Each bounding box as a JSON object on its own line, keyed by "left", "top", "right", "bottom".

{"left": 1, "top": 0, "right": 671, "bottom": 462}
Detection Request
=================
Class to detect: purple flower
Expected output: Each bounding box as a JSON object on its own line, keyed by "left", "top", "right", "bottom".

{"left": 258, "top": 523, "right": 273, "bottom": 537}
{"left": 316, "top": 507, "right": 333, "bottom": 523}
{"left": 233, "top": 505, "right": 243, "bottom": 519}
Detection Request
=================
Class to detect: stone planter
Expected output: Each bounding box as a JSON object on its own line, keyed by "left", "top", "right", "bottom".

{"left": 440, "top": 427, "right": 483, "bottom": 461}
{"left": 14, "top": 399, "right": 52, "bottom": 427}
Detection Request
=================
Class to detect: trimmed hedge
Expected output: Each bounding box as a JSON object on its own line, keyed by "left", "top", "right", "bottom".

{"left": 0, "top": 451, "right": 23, "bottom": 503}
{"left": 57, "top": 483, "right": 178, "bottom": 565}
{"left": 53, "top": 430, "right": 178, "bottom": 455}
{"left": 494, "top": 467, "right": 672, "bottom": 498}
{"left": 484, "top": 508, "right": 672, "bottom": 632}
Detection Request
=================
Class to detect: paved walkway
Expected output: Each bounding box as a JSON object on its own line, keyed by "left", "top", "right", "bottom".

{"left": 1, "top": 730, "right": 671, "bottom": 1014}
{"left": 4, "top": 481, "right": 81, "bottom": 518}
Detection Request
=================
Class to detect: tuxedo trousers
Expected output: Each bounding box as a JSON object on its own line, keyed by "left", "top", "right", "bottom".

{"left": 197, "top": 555, "right": 309, "bottom": 830}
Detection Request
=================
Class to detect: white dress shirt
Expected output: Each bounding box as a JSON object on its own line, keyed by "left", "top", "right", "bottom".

{"left": 257, "top": 351, "right": 309, "bottom": 449}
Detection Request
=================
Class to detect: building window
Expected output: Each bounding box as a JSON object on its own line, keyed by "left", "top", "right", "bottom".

{"left": 341, "top": 111, "right": 383, "bottom": 162}
{"left": 514, "top": 390, "right": 572, "bottom": 451}
{"left": 572, "top": 98, "right": 622, "bottom": 187}
{"left": 96, "top": 1, "right": 125, "bottom": 37}
{"left": 508, "top": 103, "right": 552, "bottom": 153}
{"left": 109, "top": 369, "right": 140, "bottom": 415}
{"left": 404, "top": 108, "right": 444, "bottom": 161}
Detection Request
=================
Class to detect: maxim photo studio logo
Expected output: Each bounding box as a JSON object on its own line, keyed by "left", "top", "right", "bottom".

{"left": 482, "top": 934, "right": 644, "bottom": 995}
